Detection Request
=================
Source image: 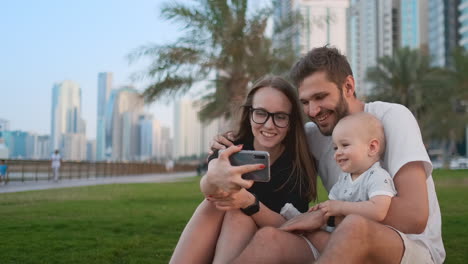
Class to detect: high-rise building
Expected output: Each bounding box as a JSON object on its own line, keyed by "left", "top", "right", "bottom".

{"left": 428, "top": 0, "right": 461, "bottom": 67}
{"left": 87, "top": 140, "right": 96, "bottom": 161}
{"left": 139, "top": 114, "right": 154, "bottom": 161}
{"left": 460, "top": 0, "right": 468, "bottom": 49}
{"left": 273, "top": 0, "right": 349, "bottom": 55}
{"left": 26, "top": 133, "right": 38, "bottom": 159}
{"left": 173, "top": 100, "right": 202, "bottom": 159}
{"left": 1, "top": 130, "right": 28, "bottom": 159}
{"left": 160, "top": 126, "right": 172, "bottom": 160}
{"left": 96, "top": 72, "right": 113, "bottom": 160}
{"left": 152, "top": 119, "right": 162, "bottom": 160}
{"left": 63, "top": 133, "right": 87, "bottom": 160}
{"left": 347, "top": 0, "right": 396, "bottom": 97}
{"left": 0, "top": 119, "right": 10, "bottom": 158}
{"left": 0, "top": 137, "right": 8, "bottom": 159}
{"left": 0, "top": 118, "right": 10, "bottom": 131}
{"left": 173, "top": 100, "right": 222, "bottom": 159}
{"left": 400, "top": 0, "right": 428, "bottom": 49}
{"left": 50, "top": 80, "right": 87, "bottom": 160}
{"left": 105, "top": 86, "right": 144, "bottom": 161}
{"left": 36, "top": 135, "right": 50, "bottom": 160}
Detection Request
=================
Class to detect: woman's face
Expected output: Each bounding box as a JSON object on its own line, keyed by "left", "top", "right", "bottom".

{"left": 250, "top": 86, "right": 292, "bottom": 151}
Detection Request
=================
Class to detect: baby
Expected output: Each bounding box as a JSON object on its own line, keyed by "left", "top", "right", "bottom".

{"left": 281, "top": 112, "right": 397, "bottom": 258}
{"left": 317, "top": 112, "right": 396, "bottom": 225}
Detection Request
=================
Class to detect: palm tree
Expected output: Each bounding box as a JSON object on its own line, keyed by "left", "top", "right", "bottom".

{"left": 366, "top": 47, "right": 433, "bottom": 120}
{"left": 129, "top": 0, "right": 300, "bottom": 122}
{"left": 367, "top": 47, "right": 468, "bottom": 166}
{"left": 434, "top": 48, "right": 468, "bottom": 158}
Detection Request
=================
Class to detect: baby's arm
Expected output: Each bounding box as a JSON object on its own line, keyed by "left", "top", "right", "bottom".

{"left": 320, "top": 195, "right": 392, "bottom": 222}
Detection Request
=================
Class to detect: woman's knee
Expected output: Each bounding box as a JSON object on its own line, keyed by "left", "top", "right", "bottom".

{"left": 198, "top": 199, "right": 219, "bottom": 212}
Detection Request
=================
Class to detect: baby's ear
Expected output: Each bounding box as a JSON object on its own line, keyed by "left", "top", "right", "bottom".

{"left": 368, "top": 139, "right": 380, "bottom": 157}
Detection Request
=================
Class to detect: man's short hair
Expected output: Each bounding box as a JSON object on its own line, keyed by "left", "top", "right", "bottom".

{"left": 290, "top": 46, "right": 353, "bottom": 89}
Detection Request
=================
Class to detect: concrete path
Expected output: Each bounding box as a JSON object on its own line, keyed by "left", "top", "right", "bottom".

{"left": 0, "top": 171, "right": 196, "bottom": 194}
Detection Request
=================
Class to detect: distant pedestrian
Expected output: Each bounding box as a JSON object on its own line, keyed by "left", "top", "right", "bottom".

{"left": 0, "top": 159, "right": 7, "bottom": 185}
{"left": 165, "top": 159, "right": 174, "bottom": 172}
{"left": 51, "top": 150, "right": 61, "bottom": 182}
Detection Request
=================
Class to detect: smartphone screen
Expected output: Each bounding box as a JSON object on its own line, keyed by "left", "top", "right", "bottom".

{"left": 228, "top": 150, "right": 270, "bottom": 182}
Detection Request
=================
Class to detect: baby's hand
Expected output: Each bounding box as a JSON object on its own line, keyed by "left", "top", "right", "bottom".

{"left": 319, "top": 200, "right": 343, "bottom": 217}
{"left": 308, "top": 203, "right": 321, "bottom": 212}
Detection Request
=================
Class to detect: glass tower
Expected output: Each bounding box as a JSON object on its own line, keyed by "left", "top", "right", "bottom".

{"left": 460, "top": 0, "right": 468, "bottom": 49}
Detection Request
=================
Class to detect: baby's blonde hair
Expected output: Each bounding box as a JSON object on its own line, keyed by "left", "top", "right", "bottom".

{"left": 335, "top": 112, "right": 386, "bottom": 157}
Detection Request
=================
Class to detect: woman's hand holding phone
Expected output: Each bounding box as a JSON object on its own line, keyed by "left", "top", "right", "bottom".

{"left": 203, "top": 144, "right": 262, "bottom": 194}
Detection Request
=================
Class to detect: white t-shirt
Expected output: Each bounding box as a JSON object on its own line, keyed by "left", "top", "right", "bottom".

{"left": 329, "top": 162, "right": 396, "bottom": 202}
{"left": 51, "top": 153, "right": 61, "bottom": 168}
{"left": 305, "top": 101, "right": 445, "bottom": 264}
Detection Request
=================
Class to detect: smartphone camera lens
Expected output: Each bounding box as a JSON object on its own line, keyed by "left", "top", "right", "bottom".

{"left": 254, "top": 155, "right": 265, "bottom": 159}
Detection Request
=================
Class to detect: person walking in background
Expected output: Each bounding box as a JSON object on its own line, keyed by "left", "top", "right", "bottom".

{"left": 51, "top": 150, "right": 61, "bottom": 182}
{"left": 0, "top": 159, "right": 8, "bottom": 185}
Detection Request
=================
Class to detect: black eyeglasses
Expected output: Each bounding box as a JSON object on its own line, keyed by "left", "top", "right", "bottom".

{"left": 250, "top": 108, "right": 290, "bottom": 128}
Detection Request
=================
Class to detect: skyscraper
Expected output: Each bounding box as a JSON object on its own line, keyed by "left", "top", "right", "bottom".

{"left": 460, "top": 0, "right": 468, "bottom": 49}
{"left": 428, "top": 0, "right": 461, "bottom": 67}
{"left": 50, "top": 80, "right": 86, "bottom": 160}
{"left": 273, "top": 0, "right": 349, "bottom": 55}
{"left": 160, "top": 126, "right": 172, "bottom": 160}
{"left": 400, "top": 0, "right": 428, "bottom": 49}
{"left": 151, "top": 118, "right": 162, "bottom": 160}
{"left": 36, "top": 135, "right": 50, "bottom": 160}
{"left": 139, "top": 114, "right": 154, "bottom": 161}
{"left": 96, "top": 72, "right": 113, "bottom": 160}
{"left": 173, "top": 100, "right": 221, "bottom": 159}
{"left": 87, "top": 140, "right": 96, "bottom": 161}
{"left": 105, "top": 86, "right": 144, "bottom": 161}
{"left": 0, "top": 118, "right": 10, "bottom": 131}
{"left": 347, "top": 0, "right": 396, "bottom": 97}
{"left": 173, "top": 100, "right": 202, "bottom": 159}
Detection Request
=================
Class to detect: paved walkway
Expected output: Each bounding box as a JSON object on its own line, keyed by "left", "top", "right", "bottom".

{"left": 0, "top": 171, "right": 196, "bottom": 194}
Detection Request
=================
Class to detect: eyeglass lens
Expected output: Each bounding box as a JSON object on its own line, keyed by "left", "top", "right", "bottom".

{"left": 251, "top": 109, "right": 289, "bottom": 128}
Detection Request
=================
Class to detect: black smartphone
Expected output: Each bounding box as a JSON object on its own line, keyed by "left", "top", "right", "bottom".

{"left": 225, "top": 150, "right": 270, "bottom": 182}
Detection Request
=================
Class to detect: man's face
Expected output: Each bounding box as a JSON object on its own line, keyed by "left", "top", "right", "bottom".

{"left": 298, "top": 71, "right": 349, "bottom": 136}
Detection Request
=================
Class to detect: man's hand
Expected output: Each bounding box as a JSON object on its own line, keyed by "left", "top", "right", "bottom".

{"left": 319, "top": 200, "right": 344, "bottom": 217}
{"left": 210, "top": 132, "right": 235, "bottom": 153}
{"left": 279, "top": 210, "right": 327, "bottom": 233}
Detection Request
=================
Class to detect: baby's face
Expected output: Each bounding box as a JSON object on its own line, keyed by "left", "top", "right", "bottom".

{"left": 332, "top": 122, "right": 374, "bottom": 175}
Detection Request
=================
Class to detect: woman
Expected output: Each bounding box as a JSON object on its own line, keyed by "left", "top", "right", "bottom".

{"left": 169, "top": 76, "right": 317, "bottom": 264}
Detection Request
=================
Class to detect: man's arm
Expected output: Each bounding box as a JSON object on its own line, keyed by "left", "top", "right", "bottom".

{"left": 382, "top": 161, "right": 429, "bottom": 233}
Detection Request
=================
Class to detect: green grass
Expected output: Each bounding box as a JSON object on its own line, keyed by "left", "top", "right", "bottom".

{"left": 0, "top": 170, "right": 467, "bottom": 263}
{"left": 0, "top": 179, "right": 205, "bottom": 264}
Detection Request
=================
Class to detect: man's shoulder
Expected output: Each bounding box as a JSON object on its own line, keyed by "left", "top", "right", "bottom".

{"left": 365, "top": 101, "right": 415, "bottom": 126}
{"left": 365, "top": 101, "right": 411, "bottom": 118}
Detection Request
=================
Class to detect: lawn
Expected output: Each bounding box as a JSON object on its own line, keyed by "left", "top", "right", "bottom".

{"left": 0, "top": 170, "right": 467, "bottom": 263}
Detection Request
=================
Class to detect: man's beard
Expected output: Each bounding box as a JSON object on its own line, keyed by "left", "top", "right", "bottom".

{"left": 316, "top": 93, "right": 349, "bottom": 136}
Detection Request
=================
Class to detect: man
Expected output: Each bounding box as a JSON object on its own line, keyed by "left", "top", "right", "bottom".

{"left": 215, "top": 47, "right": 444, "bottom": 263}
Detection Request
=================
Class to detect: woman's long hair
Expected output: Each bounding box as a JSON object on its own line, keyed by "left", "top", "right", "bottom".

{"left": 232, "top": 76, "right": 317, "bottom": 201}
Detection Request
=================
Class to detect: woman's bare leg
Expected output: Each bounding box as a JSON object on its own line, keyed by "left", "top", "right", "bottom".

{"left": 212, "top": 210, "right": 257, "bottom": 264}
{"left": 169, "top": 199, "right": 225, "bottom": 264}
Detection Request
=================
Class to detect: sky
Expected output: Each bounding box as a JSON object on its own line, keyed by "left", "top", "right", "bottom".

{"left": 1, "top": 0, "right": 182, "bottom": 140}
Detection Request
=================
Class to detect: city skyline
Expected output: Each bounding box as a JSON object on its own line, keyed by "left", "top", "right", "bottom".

{"left": 1, "top": 0, "right": 180, "bottom": 139}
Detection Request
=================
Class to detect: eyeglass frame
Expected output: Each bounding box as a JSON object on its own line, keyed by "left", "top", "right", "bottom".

{"left": 249, "top": 107, "right": 291, "bottom": 128}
